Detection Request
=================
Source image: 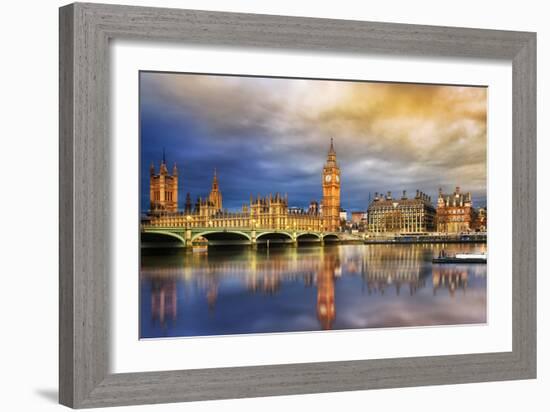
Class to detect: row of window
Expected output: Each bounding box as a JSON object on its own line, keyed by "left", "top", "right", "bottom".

{"left": 152, "top": 191, "right": 175, "bottom": 202}
{"left": 439, "top": 208, "right": 468, "bottom": 215}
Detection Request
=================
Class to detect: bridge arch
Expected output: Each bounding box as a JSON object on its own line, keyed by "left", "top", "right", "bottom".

{"left": 141, "top": 230, "right": 185, "bottom": 246}
{"left": 191, "top": 230, "right": 252, "bottom": 243}
{"left": 255, "top": 231, "right": 294, "bottom": 242}
{"left": 322, "top": 233, "right": 341, "bottom": 242}
{"left": 296, "top": 232, "right": 323, "bottom": 242}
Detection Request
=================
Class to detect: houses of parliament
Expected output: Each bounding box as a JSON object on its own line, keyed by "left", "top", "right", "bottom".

{"left": 147, "top": 140, "right": 341, "bottom": 232}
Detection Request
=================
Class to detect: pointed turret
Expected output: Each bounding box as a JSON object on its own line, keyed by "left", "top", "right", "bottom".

{"left": 211, "top": 168, "right": 218, "bottom": 190}
{"left": 159, "top": 150, "right": 168, "bottom": 175}
{"left": 326, "top": 137, "right": 337, "bottom": 167}
{"left": 208, "top": 168, "right": 222, "bottom": 211}
{"left": 184, "top": 192, "right": 192, "bottom": 213}
{"left": 149, "top": 152, "right": 178, "bottom": 213}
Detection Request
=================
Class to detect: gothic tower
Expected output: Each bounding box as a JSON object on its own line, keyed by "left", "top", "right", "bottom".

{"left": 208, "top": 168, "right": 223, "bottom": 211}
{"left": 322, "top": 138, "right": 341, "bottom": 232}
{"left": 149, "top": 152, "right": 179, "bottom": 213}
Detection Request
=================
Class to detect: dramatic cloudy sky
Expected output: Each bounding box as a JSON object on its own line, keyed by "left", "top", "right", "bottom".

{"left": 140, "top": 71, "right": 487, "bottom": 213}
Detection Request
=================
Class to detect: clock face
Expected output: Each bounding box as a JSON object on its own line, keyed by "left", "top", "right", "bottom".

{"left": 325, "top": 175, "right": 332, "bottom": 182}
{"left": 335, "top": 175, "right": 340, "bottom": 183}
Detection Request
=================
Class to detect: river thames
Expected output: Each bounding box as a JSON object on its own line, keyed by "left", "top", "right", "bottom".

{"left": 139, "top": 243, "right": 487, "bottom": 339}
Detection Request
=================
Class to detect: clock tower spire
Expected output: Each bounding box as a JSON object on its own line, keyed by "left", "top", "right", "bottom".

{"left": 322, "top": 138, "right": 341, "bottom": 232}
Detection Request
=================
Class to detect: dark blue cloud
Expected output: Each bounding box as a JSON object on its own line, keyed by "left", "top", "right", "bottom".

{"left": 140, "top": 72, "right": 487, "bottom": 213}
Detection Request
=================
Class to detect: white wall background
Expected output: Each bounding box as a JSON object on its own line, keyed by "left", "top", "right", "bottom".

{"left": 0, "top": 1, "right": 546, "bottom": 411}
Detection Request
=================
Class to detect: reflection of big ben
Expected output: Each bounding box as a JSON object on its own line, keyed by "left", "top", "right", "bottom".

{"left": 317, "top": 252, "right": 337, "bottom": 330}
{"left": 322, "top": 138, "right": 341, "bottom": 232}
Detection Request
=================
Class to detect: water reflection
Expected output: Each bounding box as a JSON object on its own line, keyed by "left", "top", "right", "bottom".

{"left": 432, "top": 264, "right": 486, "bottom": 297}
{"left": 361, "top": 245, "right": 425, "bottom": 296}
{"left": 317, "top": 251, "right": 337, "bottom": 330}
{"left": 150, "top": 278, "right": 177, "bottom": 329}
{"left": 140, "top": 243, "right": 486, "bottom": 338}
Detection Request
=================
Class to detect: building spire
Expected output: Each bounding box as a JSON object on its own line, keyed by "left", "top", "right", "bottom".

{"left": 208, "top": 168, "right": 222, "bottom": 210}
{"left": 159, "top": 150, "right": 168, "bottom": 175}
{"left": 326, "top": 138, "right": 337, "bottom": 166}
{"left": 212, "top": 168, "right": 218, "bottom": 190}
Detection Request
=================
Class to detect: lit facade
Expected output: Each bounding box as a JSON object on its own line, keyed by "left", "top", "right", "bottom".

{"left": 322, "top": 139, "right": 341, "bottom": 232}
{"left": 367, "top": 190, "right": 436, "bottom": 233}
{"left": 208, "top": 168, "right": 222, "bottom": 211}
{"left": 351, "top": 211, "right": 366, "bottom": 225}
{"left": 149, "top": 156, "right": 178, "bottom": 213}
{"left": 436, "top": 187, "right": 475, "bottom": 233}
{"left": 147, "top": 141, "right": 340, "bottom": 232}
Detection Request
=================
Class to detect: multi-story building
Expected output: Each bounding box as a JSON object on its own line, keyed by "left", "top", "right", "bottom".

{"left": 147, "top": 140, "right": 340, "bottom": 232}
{"left": 350, "top": 211, "right": 367, "bottom": 232}
{"left": 436, "top": 187, "right": 475, "bottom": 233}
{"left": 149, "top": 155, "right": 178, "bottom": 213}
{"left": 367, "top": 190, "right": 436, "bottom": 234}
{"left": 351, "top": 211, "right": 366, "bottom": 225}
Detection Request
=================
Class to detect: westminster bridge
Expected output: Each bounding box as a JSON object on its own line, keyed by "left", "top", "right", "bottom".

{"left": 141, "top": 211, "right": 347, "bottom": 248}
{"left": 140, "top": 212, "right": 487, "bottom": 249}
{"left": 141, "top": 224, "right": 487, "bottom": 248}
{"left": 141, "top": 225, "right": 344, "bottom": 248}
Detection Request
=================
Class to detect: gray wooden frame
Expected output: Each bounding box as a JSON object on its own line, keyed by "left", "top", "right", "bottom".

{"left": 59, "top": 2, "right": 536, "bottom": 408}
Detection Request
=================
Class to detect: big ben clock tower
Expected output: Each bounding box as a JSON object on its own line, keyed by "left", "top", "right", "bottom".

{"left": 322, "top": 138, "right": 341, "bottom": 232}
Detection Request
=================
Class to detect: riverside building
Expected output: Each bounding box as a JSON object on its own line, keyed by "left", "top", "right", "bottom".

{"left": 367, "top": 190, "right": 436, "bottom": 234}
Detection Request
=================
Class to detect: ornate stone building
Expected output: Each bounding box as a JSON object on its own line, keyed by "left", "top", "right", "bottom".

{"left": 367, "top": 190, "right": 436, "bottom": 233}
{"left": 147, "top": 140, "right": 339, "bottom": 233}
{"left": 149, "top": 155, "right": 178, "bottom": 213}
{"left": 322, "top": 138, "right": 341, "bottom": 232}
{"left": 436, "top": 187, "right": 475, "bottom": 233}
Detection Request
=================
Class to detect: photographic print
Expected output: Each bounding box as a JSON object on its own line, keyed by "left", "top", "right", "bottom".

{"left": 139, "top": 72, "right": 487, "bottom": 339}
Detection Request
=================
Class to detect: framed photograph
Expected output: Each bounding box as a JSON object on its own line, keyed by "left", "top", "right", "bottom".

{"left": 59, "top": 2, "right": 536, "bottom": 408}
